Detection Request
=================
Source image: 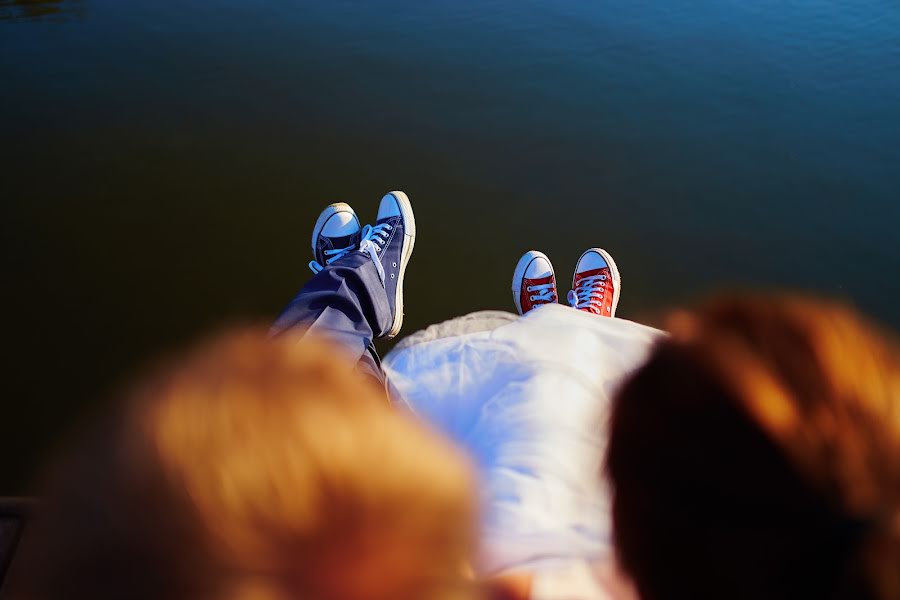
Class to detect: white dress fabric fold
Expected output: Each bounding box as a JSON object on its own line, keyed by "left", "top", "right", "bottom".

{"left": 384, "top": 304, "right": 663, "bottom": 579}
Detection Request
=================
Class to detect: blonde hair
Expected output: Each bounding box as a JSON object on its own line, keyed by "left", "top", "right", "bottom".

{"left": 15, "top": 330, "right": 479, "bottom": 600}
{"left": 606, "top": 295, "right": 900, "bottom": 600}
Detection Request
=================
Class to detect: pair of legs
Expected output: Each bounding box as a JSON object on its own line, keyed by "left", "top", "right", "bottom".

{"left": 269, "top": 191, "right": 415, "bottom": 385}
{"left": 271, "top": 191, "right": 625, "bottom": 383}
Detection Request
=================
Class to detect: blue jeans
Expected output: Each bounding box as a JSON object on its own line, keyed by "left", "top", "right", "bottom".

{"left": 270, "top": 251, "right": 390, "bottom": 385}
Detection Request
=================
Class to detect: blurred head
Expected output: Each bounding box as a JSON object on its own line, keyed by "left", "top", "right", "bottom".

{"left": 15, "top": 330, "right": 479, "bottom": 600}
{"left": 606, "top": 295, "right": 900, "bottom": 600}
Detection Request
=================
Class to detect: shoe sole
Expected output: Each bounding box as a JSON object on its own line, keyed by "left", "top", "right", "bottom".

{"left": 512, "top": 250, "right": 553, "bottom": 316}
{"left": 310, "top": 202, "right": 360, "bottom": 257}
{"left": 385, "top": 191, "right": 416, "bottom": 339}
{"left": 573, "top": 248, "right": 622, "bottom": 318}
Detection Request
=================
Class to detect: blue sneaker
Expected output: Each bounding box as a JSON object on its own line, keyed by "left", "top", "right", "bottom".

{"left": 358, "top": 191, "right": 416, "bottom": 339}
{"left": 309, "top": 203, "right": 361, "bottom": 274}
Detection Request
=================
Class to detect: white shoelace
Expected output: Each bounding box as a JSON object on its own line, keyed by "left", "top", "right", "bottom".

{"left": 357, "top": 222, "right": 393, "bottom": 284}
{"left": 527, "top": 283, "right": 556, "bottom": 303}
{"left": 308, "top": 244, "right": 356, "bottom": 274}
{"left": 568, "top": 274, "right": 607, "bottom": 311}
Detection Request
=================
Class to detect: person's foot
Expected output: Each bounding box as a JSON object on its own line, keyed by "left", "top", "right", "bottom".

{"left": 358, "top": 191, "right": 416, "bottom": 339}
{"left": 309, "top": 203, "right": 362, "bottom": 274}
{"left": 512, "top": 250, "right": 558, "bottom": 315}
{"left": 568, "top": 248, "right": 621, "bottom": 317}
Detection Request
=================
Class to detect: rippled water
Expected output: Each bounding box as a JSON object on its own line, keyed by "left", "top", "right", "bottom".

{"left": 2, "top": 0, "right": 899, "bottom": 490}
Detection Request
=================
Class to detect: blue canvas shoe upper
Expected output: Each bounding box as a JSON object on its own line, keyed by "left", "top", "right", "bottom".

{"left": 358, "top": 192, "right": 415, "bottom": 338}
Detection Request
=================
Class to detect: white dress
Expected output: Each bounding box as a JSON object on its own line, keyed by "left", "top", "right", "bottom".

{"left": 384, "top": 304, "right": 663, "bottom": 598}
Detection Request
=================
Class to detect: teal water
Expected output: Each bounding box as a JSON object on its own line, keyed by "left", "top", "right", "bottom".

{"left": 2, "top": 0, "right": 899, "bottom": 491}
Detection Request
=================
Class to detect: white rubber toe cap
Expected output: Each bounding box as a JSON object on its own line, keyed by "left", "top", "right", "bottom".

{"left": 513, "top": 250, "right": 555, "bottom": 290}
{"left": 575, "top": 249, "right": 610, "bottom": 272}
{"left": 525, "top": 254, "right": 553, "bottom": 279}
{"left": 377, "top": 192, "right": 402, "bottom": 219}
{"left": 322, "top": 210, "right": 359, "bottom": 236}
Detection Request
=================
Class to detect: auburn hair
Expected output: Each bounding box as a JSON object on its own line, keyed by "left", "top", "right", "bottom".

{"left": 14, "top": 330, "right": 479, "bottom": 600}
{"left": 606, "top": 295, "right": 900, "bottom": 600}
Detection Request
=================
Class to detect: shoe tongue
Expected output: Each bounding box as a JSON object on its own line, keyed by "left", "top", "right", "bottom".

{"left": 328, "top": 233, "right": 357, "bottom": 249}
{"left": 576, "top": 267, "right": 609, "bottom": 283}
{"left": 526, "top": 274, "right": 555, "bottom": 286}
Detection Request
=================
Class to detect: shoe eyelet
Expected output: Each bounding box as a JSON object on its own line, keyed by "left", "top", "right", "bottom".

{"left": 392, "top": 262, "right": 397, "bottom": 267}
{"left": 390, "top": 273, "right": 395, "bottom": 279}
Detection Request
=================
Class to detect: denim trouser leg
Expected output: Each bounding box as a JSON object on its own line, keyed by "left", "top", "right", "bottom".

{"left": 270, "top": 252, "right": 390, "bottom": 384}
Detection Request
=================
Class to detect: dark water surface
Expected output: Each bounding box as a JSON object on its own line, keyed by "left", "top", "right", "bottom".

{"left": 2, "top": 0, "right": 899, "bottom": 491}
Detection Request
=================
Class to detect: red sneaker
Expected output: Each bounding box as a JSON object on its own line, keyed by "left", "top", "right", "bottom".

{"left": 568, "top": 248, "right": 621, "bottom": 317}
{"left": 512, "top": 250, "right": 558, "bottom": 315}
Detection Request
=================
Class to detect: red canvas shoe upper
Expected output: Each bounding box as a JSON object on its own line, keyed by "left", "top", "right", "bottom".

{"left": 519, "top": 273, "right": 557, "bottom": 314}
{"left": 570, "top": 267, "right": 617, "bottom": 317}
